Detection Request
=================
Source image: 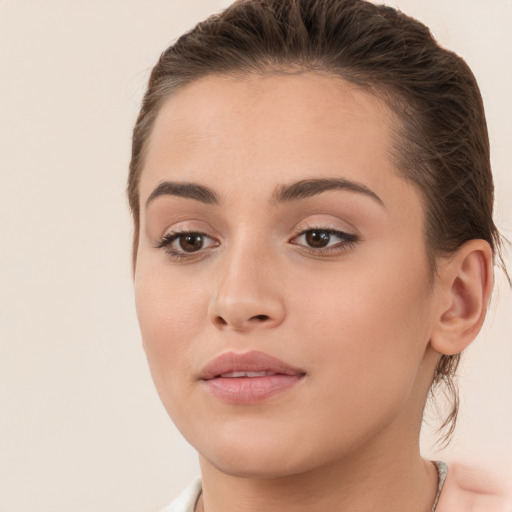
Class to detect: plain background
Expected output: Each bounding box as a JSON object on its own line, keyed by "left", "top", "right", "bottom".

{"left": 0, "top": 1, "right": 511, "bottom": 511}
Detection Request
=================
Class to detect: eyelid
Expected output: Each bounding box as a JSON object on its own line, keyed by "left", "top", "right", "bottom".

{"left": 288, "top": 218, "right": 360, "bottom": 254}
{"left": 291, "top": 227, "right": 358, "bottom": 245}
{"left": 156, "top": 230, "right": 218, "bottom": 247}
{"left": 291, "top": 216, "right": 358, "bottom": 238}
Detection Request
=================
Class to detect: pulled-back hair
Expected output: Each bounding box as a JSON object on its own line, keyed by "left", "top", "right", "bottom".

{"left": 128, "top": 0, "right": 506, "bottom": 444}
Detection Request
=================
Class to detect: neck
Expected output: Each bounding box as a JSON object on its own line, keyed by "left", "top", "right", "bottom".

{"left": 197, "top": 436, "right": 438, "bottom": 512}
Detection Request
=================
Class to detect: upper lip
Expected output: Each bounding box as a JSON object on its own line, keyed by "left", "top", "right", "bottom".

{"left": 199, "top": 350, "right": 306, "bottom": 380}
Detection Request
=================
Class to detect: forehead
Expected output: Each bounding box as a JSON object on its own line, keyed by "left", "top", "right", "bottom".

{"left": 140, "top": 72, "right": 412, "bottom": 211}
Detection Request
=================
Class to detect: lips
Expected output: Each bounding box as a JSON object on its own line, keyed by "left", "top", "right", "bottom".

{"left": 200, "top": 350, "right": 305, "bottom": 404}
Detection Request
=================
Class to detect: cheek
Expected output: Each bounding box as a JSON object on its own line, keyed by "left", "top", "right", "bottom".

{"left": 134, "top": 265, "right": 209, "bottom": 389}
{"left": 289, "top": 250, "right": 434, "bottom": 407}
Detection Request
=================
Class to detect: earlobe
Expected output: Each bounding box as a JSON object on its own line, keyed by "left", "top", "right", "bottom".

{"left": 430, "top": 240, "right": 494, "bottom": 356}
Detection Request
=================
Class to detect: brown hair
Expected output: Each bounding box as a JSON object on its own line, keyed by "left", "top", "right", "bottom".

{"left": 128, "top": 0, "right": 507, "bottom": 443}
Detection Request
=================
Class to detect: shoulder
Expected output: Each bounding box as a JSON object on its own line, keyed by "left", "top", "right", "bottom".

{"left": 436, "top": 462, "right": 512, "bottom": 512}
{"left": 160, "top": 477, "right": 202, "bottom": 512}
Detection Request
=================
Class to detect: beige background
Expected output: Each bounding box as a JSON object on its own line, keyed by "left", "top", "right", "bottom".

{"left": 0, "top": 1, "right": 510, "bottom": 511}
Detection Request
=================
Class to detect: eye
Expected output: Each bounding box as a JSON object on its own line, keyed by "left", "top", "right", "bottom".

{"left": 291, "top": 228, "right": 358, "bottom": 252}
{"left": 176, "top": 232, "right": 207, "bottom": 252}
{"left": 155, "top": 231, "right": 219, "bottom": 259}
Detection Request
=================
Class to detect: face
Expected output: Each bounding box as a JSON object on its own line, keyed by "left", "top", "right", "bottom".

{"left": 134, "top": 73, "right": 441, "bottom": 478}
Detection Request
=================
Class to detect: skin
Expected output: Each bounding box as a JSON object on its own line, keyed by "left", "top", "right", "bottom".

{"left": 134, "top": 73, "right": 492, "bottom": 512}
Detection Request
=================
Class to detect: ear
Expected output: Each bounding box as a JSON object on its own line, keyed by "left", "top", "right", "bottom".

{"left": 430, "top": 239, "right": 494, "bottom": 356}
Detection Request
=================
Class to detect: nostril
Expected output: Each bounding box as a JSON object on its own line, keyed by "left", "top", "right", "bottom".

{"left": 215, "top": 316, "right": 228, "bottom": 327}
{"left": 252, "top": 314, "right": 270, "bottom": 322}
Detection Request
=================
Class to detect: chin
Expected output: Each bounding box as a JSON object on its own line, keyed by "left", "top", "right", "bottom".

{"left": 202, "top": 445, "right": 314, "bottom": 479}
{"left": 173, "top": 401, "right": 372, "bottom": 479}
{"left": 193, "top": 422, "right": 346, "bottom": 480}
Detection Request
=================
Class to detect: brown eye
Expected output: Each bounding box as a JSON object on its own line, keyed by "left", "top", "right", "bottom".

{"left": 291, "top": 227, "right": 359, "bottom": 254}
{"left": 155, "top": 231, "right": 219, "bottom": 260}
{"left": 179, "top": 233, "right": 204, "bottom": 252}
{"left": 305, "top": 230, "right": 331, "bottom": 248}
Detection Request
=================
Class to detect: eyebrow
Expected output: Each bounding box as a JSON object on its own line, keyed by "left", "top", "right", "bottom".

{"left": 271, "top": 178, "right": 384, "bottom": 207}
{"left": 146, "top": 181, "right": 219, "bottom": 207}
{"left": 145, "top": 177, "right": 384, "bottom": 208}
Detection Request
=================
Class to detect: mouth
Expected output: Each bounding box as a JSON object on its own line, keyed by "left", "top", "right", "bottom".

{"left": 200, "top": 350, "right": 306, "bottom": 404}
{"left": 218, "top": 370, "right": 280, "bottom": 377}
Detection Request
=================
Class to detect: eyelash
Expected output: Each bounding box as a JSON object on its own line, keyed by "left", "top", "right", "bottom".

{"left": 154, "top": 231, "right": 219, "bottom": 261}
{"left": 154, "top": 227, "right": 359, "bottom": 261}
{"left": 290, "top": 227, "right": 359, "bottom": 255}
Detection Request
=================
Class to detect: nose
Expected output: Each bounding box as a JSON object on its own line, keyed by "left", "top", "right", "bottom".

{"left": 208, "top": 245, "right": 286, "bottom": 332}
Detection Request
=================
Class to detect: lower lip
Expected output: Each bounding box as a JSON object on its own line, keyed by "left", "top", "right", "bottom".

{"left": 202, "top": 374, "right": 303, "bottom": 404}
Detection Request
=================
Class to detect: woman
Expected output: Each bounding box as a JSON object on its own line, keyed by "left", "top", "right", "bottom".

{"left": 128, "top": 0, "right": 511, "bottom": 510}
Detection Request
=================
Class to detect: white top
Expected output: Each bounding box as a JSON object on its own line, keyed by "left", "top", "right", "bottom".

{"left": 162, "top": 477, "right": 202, "bottom": 512}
